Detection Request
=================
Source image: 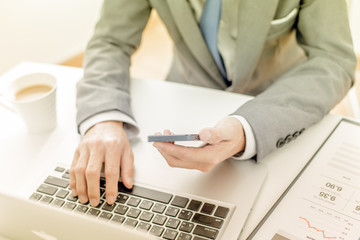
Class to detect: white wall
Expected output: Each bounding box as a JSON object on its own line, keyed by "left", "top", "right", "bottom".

{"left": 0, "top": 0, "right": 103, "bottom": 74}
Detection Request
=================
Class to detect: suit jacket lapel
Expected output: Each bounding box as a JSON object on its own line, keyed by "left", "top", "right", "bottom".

{"left": 167, "top": 0, "right": 279, "bottom": 91}
{"left": 231, "top": 0, "right": 279, "bottom": 92}
{"left": 167, "top": 0, "right": 226, "bottom": 88}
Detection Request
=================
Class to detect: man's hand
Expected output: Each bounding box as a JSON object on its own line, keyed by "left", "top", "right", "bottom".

{"left": 153, "top": 117, "right": 246, "bottom": 172}
{"left": 70, "top": 121, "right": 134, "bottom": 207}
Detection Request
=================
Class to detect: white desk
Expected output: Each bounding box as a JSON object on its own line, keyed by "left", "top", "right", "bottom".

{"left": 0, "top": 62, "right": 346, "bottom": 239}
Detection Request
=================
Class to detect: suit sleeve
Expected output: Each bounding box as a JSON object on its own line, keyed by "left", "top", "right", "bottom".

{"left": 234, "top": 0, "right": 357, "bottom": 160}
{"left": 76, "top": 0, "right": 152, "bottom": 130}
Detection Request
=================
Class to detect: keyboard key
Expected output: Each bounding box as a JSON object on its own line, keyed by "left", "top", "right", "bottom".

{"left": 118, "top": 182, "right": 173, "bottom": 204}
{"left": 178, "top": 232, "right": 192, "bottom": 240}
{"left": 140, "top": 200, "right": 153, "bottom": 210}
{"left": 29, "top": 192, "right": 42, "bottom": 201}
{"left": 100, "top": 188, "right": 106, "bottom": 198}
{"left": 149, "top": 225, "right": 164, "bottom": 237}
{"left": 193, "top": 236, "right": 208, "bottom": 240}
{"left": 51, "top": 199, "right": 65, "bottom": 207}
{"left": 100, "top": 179, "right": 106, "bottom": 188}
{"left": 178, "top": 210, "right": 193, "bottom": 220}
{"left": 102, "top": 203, "right": 116, "bottom": 212}
{"left": 127, "top": 197, "right": 141, "bottom": 207}
{"left": 188, "top": 199, "right": 202, "bottom": 211}
{"left": 137, "top": 222, "right": 151, "bottom": 232}
{"left": 111, "top": 215, "right": 125, "bottom": 224}
{"left": 139, "top": 211, "right": 154, "bottom": 222}
{"left": 40, "top": 196, "right": 53, "bottom": 204}
{"left": 116, "top": 193, "right": 129, "bottom": 204}
{"left": 192, "top": 213, "right": 223, "bottom": 229}
{"left": 152, "top": 203, "right": 166, "bottom": 214}
{"left": 37, "top": 184, "right": 58, "bottom": 196}
{"left": 214, "top": 206, "right": 229, "bottom": 218}
{"left": 124, "top": 218, "right": 138, "bottom": 228}
{"left": 55, "top": 166, "right": 65, "bottom": 172}
{"left": 87, "top": 208, "right": 101, "bottom": 217}
{"left": 99, "top": 212, "right": 113, "bottom": 221}
{"left": 200, "top": 203, "right": 215, "bottom": 215}
{"left": 179, "top": 221, "right": 194, "bottom": 233}
{"left": 114, "top": 205, "right": 129, "bottom": 215}
{"left": 63, "top": 202, "right": 77, "bottom": 210}
{"left": 62, "top": 172, "right": 70, "bottom": 179}
{"left": 75, "top": 205, "right": 89, "bottom": 214}
{"left": 55, "top": 189, "right": 69, "bottom": 199}
{"left": 193, "top": 225, "right": 218, "bottom": 239}
{"left": 44, "top": 176, "right": 69, "bottom": 188}
{"left": 165, "top": 206, "right": 179, "bottom": 217}
{"left": 67, "top": 195, "right": 78, "bottom": 202}
{"left": 165, "top": 218, "right": 180, "bottom": 229}
{"left": 163, "top": 229, "right": 178, "bottom": 240}
{"left": 171, "top": 196, "right": 189, "bottom": 208}
{"left": 95, "top": 199, "right": 104, "bottom": 208}
{"left": 153, "top": 214, "right": 167, "bottom": 225}
{"left": 127, "top": 208, "right": 141, "bottom": 218}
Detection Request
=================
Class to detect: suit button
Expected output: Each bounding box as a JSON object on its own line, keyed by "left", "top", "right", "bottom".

{"left": 285, "top": 135, "right": 293, "bottom": 143}
{"left": 293, "top": 131, "right": 300, "bottom": 139}
{"left": 276, "top": 138, "right": 285, "bottom": 148}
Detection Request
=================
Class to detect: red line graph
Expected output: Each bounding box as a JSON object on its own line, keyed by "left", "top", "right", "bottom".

{"left": 299, "top": 217, "right": 337, "bottom": 239}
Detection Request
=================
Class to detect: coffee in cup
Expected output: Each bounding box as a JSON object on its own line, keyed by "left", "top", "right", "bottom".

{"left": 15, "top": 84, "right": 53, "bottom": 102}
{"left": 3, "top": 73, "right": 57, "bottom": 134}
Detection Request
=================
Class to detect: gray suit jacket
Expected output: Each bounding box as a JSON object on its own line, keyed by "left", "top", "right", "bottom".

{"left": 77, "top": 0, "right": 356, "bottom": 160}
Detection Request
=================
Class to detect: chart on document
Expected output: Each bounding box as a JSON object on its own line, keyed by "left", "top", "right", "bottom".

{"left": 252, "top": 119, "right": 360, "bottom": 240}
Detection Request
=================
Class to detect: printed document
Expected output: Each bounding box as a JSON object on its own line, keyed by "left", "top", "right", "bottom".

{"left": 250, "top": 119, "right": 360, "bottom": 240}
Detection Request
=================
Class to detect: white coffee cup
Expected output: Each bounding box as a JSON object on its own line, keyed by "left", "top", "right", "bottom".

{"left": 1, "top": 73, "right": 57, "bottom": 134}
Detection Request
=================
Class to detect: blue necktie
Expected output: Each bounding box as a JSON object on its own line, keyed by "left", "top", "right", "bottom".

{"left": 200, "top": 0, "right": 228, "bottom": 82}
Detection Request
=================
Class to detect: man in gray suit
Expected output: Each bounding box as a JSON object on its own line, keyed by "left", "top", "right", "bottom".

{"left": 70, "top": 0, "right": 357, "bottom": 207}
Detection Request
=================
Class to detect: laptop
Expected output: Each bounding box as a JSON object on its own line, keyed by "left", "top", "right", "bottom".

{"left": 0, "top": 133, "right": 267, "bottom": 240}
{"left": 0, "top": 192, "right": 153, "bottom": 240}
{"left": 0, "top": 66, "right": 268, "bottom": 240}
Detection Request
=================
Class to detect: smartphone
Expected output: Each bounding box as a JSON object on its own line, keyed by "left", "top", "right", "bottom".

{"left": 147, "top": 134, "right": 200, "bottom": 142}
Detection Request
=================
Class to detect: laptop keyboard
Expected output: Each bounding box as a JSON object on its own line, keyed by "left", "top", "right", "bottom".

{"left": 29, "top": 166, "right": 231, "bottom": 240}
